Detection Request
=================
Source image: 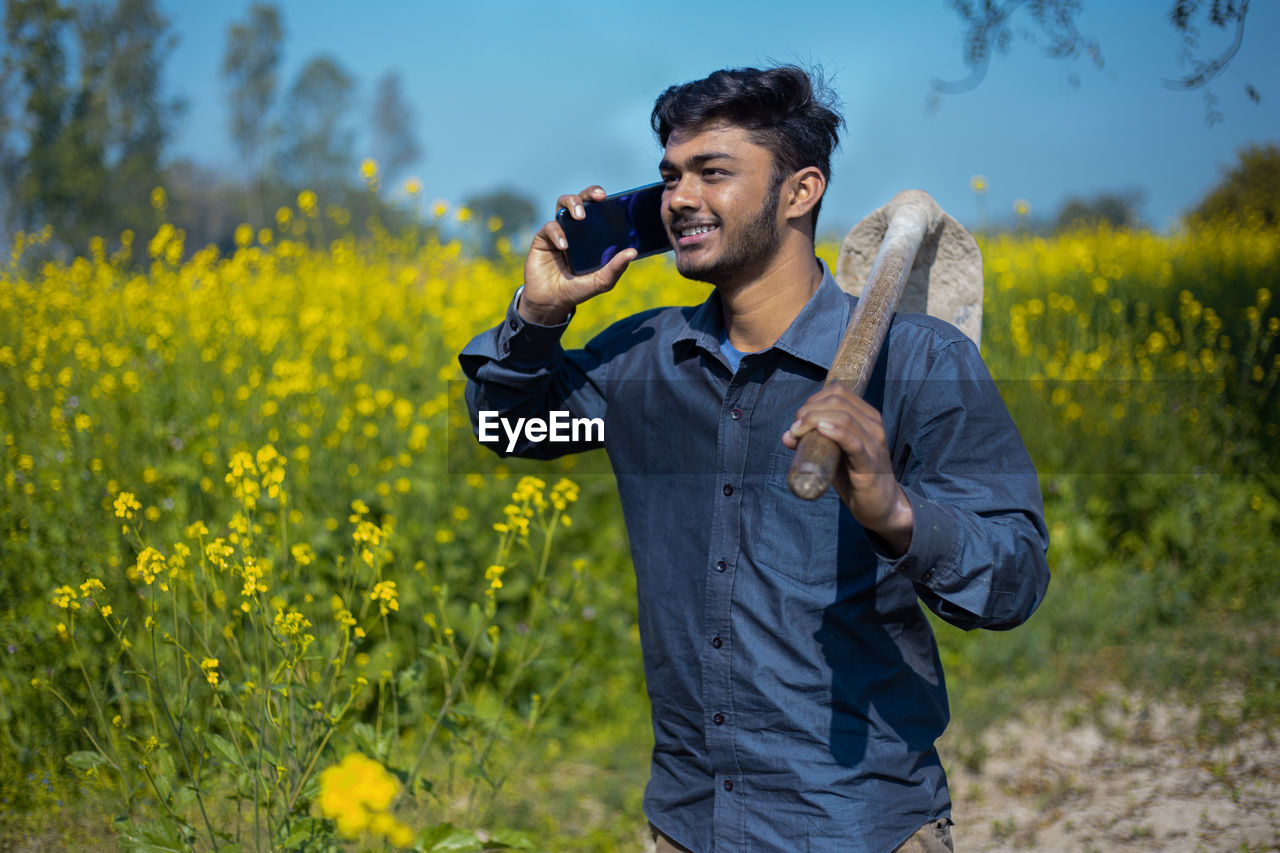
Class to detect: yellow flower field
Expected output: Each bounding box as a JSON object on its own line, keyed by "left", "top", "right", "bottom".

{"left": 1, "top": 199, "right": 1277, "bottom": 850}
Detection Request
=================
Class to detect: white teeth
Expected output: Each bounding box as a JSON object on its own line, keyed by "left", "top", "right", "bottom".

{"left": 680, "top": 225, "right": 715, "bottom": 237}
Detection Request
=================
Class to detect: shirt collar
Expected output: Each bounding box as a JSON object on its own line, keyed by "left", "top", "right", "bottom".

{"left": 672, "top": 260, "right": 851, "bottom": 372}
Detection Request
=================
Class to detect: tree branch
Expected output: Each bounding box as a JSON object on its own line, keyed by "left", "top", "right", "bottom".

{"left": 931, "top": 0, "right": 1101, "bottom": 96}
{"left": 1161, "top": 0, "right": 1250, "bottom": 90}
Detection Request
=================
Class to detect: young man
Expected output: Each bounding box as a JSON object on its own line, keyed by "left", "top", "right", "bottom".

{"left": 460, "top": 66, "right": 1049, "bottom": 852}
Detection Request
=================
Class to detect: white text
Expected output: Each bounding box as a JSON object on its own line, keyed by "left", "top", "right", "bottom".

{"left": 477, "top": 411, "right": 604, "bottom": 453}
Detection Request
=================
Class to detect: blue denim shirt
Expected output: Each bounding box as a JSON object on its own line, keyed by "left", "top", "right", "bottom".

{"left": 460, "top": 265, "right": 1050, "bottom": 852}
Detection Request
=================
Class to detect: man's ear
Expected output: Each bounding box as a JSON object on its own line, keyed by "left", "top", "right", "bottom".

{"left": 782, "top": 166, "right": 826, "bottom": 228}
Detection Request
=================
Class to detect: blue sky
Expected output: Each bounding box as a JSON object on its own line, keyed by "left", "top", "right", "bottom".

{"left": 161, "top": 0, "right": 1279, "bottom": 235}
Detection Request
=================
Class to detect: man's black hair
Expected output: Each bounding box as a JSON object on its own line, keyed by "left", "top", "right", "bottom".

{"left": 650, "top": 65, "right": 845, "bottom": 230}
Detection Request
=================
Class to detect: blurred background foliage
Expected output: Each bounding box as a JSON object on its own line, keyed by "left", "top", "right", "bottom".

{"left": 0, "top": 0, "right": 537, "bottom": 263}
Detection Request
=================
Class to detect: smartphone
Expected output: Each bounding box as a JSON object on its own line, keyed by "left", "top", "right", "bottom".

{"left": 556, "top": 182, "right": 671, "bottom": 275}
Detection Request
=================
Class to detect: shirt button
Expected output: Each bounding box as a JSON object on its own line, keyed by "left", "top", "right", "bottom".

{"left": 723, "top": 779, "right": 734, "bottom": 792}
{"left": 501, "top": 339, "right": 510, "bottom": 354}
{"left": 921, "top": 569, "right": 934, "bottom": 583}
{"left": 730, "top": 408, "right": 742, "bottom": 420}
{"left": 713, "top": 712, "right": 725, "bottom": 725}
{"left": 711, "top": 636, "right": 723, "bottom": 649}
{"left": 723, "top": 484, "right": 733, "bottom": 496}
{"left": 509, "top": 318, "right": 519, "bottom": 330}
{"left": 715, "top": 560, "right": 727, "bottom": 573}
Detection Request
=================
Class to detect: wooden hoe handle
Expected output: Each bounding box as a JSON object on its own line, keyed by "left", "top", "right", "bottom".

{"left": 787, "top": 192, "right": 938, "bottom": 500}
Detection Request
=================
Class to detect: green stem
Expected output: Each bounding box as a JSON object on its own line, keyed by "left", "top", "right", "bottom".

{"left": 404, "top": 627, "right": 482, "bottom": 796}
{"left": 489, "top": 653, "right": 581, "bottom": 795}
{"left": 43, "top": 683, "right": 129, "bottom": 799}
{"left": 67, "top": 624, "right": 129, "bottom": 804}
{"left": 381, "top": 609, "right": 400, "bottom": 762}
{"left": 252, "top": 587, "right": 277, "bottom": 849}
{"left": 147, "top": 594, "right": 220, "bottom": 849}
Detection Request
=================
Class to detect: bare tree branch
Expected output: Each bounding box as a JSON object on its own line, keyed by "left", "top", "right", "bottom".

{"left": 1161, "top": 0, "right": 1249, "bottom": 90}
{"left": 931, "top": 0, "right": 1101, "bottom": 95}
{"left": 932, "top": 0, "right": 1258, "bottom": 122}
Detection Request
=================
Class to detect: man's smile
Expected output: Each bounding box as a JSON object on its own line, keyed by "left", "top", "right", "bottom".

{"left": 671, "top": 220, "right": 719, "bottom": 247}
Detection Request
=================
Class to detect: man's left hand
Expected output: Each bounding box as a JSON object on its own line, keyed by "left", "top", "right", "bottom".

{"left": 782, "top": 384, "right": 914, "bottom": 557}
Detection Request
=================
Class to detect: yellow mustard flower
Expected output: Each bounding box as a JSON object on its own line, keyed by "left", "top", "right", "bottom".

{"left": 134, "top": 547, "right": 166, "bottom": 586}
{"left": 52, "top": 585, "right": 79, "bottom": 610}
{"left": 200, "top": 658, "right": 219, "bottom": 686}
{"left": 317, "top": 753, "right": 412, "bottom": 842}
{"left": 369, "top": 581, "right": 398, "bottom": 615}
{"left": 113, "top": 491, "right": 141, "bottom": 520}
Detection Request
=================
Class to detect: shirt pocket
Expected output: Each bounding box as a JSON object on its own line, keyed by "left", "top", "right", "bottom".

{"left": 753, "top": 449, "right": 843, "bottom": 585}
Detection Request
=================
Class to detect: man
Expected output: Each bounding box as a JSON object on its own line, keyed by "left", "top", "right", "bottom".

{"left": 460, "top": 66, "right": 1049, "bottom": 852}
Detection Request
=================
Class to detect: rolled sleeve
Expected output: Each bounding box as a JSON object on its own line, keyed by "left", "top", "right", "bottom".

{"left": 879, "top": 489, "right": 960, "bottom": 586}
{"left": 879, "top": 329, "right": 1050, "bottom": 631}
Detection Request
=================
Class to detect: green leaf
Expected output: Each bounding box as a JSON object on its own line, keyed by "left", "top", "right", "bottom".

{"left": 462, "top": 761, "right": 493, "bottom": 786}
{"left": 234, "top": 770, "right": 253, "bottom": 798}
{"left": 173, "top": 785, "right": 197, "bottom": 812}
{"left": 205, "top": 732, "right": 240, "bottom": 768}
{"left": 66, "top": 750, "right": 108, "bottom": 771}
{"left": 281, "top": 817, "right": 329, "bottom": 847}
{"left": 118, "top": 841, "right": 186, "bottom": 853}
{"left": 152, "top": 773, "right": 172, "bottom": 804}
{"left": 154, "top": 747, "right": 178, "bottom": 779}
{"left": 114, "top": 817, "right": 188, "bottom": 852}
{"left": 409, "top": 774, "right": 435, "bottom": 797}
{"left": 352, "top": 722, "right": 390, "bottom": 760}
{"left": 417, "top": 823, "right": 484, "bottom": 852}
{"left": 429, "top": 641, "right": 460, "bottom": 664}
{"left": 488, "top": 828, "right": 536, "bottom": 850}
{"left": 397, "top": 659, "right": 425, "bottom": 692}
{"left": 292, "top": 770, "right": 322, "bottom": 805}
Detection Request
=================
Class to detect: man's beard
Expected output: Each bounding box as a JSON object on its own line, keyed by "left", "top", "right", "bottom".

{"left": 675, "top": 175, "right": 782, "bottom": 287}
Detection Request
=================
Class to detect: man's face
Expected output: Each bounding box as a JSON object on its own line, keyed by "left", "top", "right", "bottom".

{"left": 658, "top": 123, "right": 785, "bottom": 287}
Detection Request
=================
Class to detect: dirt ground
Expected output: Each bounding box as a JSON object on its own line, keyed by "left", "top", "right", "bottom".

{"left": 940, "top": 693, "right": 1279, "bottom": 852}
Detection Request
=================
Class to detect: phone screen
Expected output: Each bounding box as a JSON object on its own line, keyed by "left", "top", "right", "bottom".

{"left": 556, "top": 182, "right": 671, "bottom": 275}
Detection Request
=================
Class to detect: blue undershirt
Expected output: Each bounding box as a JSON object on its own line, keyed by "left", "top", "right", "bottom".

{"left": 718, "top": 328, "right": 751, "bottom": 373}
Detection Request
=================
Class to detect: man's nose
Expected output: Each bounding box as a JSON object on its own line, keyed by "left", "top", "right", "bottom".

{"left": 666, "top": 177, "right": 701, "bottom": 212}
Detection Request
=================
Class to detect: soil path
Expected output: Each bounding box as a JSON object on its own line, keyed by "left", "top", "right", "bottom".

{"left": 940, "top": 694, "right": 1279, "bottom": 851}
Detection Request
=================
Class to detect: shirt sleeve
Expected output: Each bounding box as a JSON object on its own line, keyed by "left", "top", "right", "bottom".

{"left": 457, "top": 287, "right": 612, "bottom": 458}
{"left": 877, "top": 334, "right": 1051, "bottom": 631}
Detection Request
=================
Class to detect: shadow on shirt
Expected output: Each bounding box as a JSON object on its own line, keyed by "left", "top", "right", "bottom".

{"left": 815, "top": 519, "right": 949, "bottom": 771}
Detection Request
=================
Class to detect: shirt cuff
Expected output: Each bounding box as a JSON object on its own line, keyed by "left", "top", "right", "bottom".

{"left": 515, "top": 285, "right": 575, "bottom": 325}
{"left": 496, "top": 285, "right": 574, "bottom": 364}
{"left": 873, "top": 487, "right": 958, "bottom": 587}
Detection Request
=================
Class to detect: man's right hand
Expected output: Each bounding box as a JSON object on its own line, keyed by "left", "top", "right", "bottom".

{"left": 519, "top": 185, "right": 638, "bottom": 325}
